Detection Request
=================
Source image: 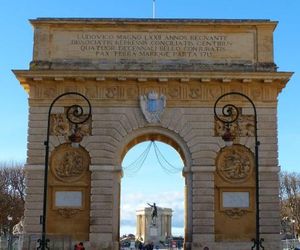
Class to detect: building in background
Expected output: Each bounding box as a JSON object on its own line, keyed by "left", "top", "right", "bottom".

{"left": 136, "top": 206, "right": 172, "bottom": 244}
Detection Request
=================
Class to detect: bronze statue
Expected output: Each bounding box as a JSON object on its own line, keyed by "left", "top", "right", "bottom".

{"left": 147, "top": 202, "right": 158, "bottom": 225}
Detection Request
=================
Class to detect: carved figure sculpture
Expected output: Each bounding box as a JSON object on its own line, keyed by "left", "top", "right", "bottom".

{"left": 216, "top": 144, "right": 254, "bottom": 183}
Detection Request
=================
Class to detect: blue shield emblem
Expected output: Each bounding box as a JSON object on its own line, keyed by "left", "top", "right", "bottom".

{"left": 147, "top": 98, "right": 158, "bottom": 113}
{"left": 140, "top": 91, "right": 166, "bottom": 123}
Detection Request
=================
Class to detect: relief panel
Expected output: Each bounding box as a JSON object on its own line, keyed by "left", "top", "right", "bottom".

{"left": 215, "top": 144, "right": 255, "bottom": 241}
{"left": 47, "top": 144, "right": 91, "bottom": 241}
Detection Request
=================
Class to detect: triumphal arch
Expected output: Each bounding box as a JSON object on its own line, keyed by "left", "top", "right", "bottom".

{"left": 14, "top": 18, "right": 292, "bottom": 250}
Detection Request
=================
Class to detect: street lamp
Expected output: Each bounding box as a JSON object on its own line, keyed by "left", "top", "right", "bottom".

{"left": 7, "top": 216, "right": 12, "bottom": 250}
{"left": 213, "top": 92, "right": 264, "bottom": 250}
{"left": 291, "top": 219, "right": 296, "bottom": 239}
{"left": 37, "top": 92, "right": 91, "bottom": 250}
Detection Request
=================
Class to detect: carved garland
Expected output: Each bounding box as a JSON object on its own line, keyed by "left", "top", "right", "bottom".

{"left": 224, "top": 208, "right": 248, "bottom": 219}
{"left": 57, "top": 209, "right": 80, "bottom": 218}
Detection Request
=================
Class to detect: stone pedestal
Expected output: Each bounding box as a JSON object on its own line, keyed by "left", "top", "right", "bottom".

{"left": 148, "top": 225, "right": 159, "bottom": 244}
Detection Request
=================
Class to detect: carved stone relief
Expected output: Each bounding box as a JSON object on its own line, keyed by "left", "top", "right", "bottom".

{"left": 57, "top": 208, "right": 80, "bottom": 218}
{"left": 50, "top": 109, "right": 92, "bottom": 137}
{"left": 32, "top": 82, "right": 277, "bottom": 104}
{"left": 50, "top": 144, "right": 90, "bottom": 182}
{"left": 105, "top": 86, "right": 118, "bottom": 98}
{"left": 168, "top": 87, "right": 180, "bottom": 98}
{"left": 215, "top": 114, "right": 254, "bottom": 139}
{"left": 251, "top": 87, "right": 263, "bottom": 101}
{"left": 43, "top": 87, "right": 57, "bottom": 98}
{"left": 50, "top": 113, "right": 70, "bottom": 136}
{"left": 216, "top": 144, "right": 254, "bottom": 183}
{"left": 85, "top": 86, "right": 98, "bottom": 98}
{"left": 189, "top": 87, "right": 201, "bottom": 99}
{"left": 126, "top": 87, "right": 138, "bottom": 98}
{"left": 224, "top": 208, "right": 248, "bottom": 219}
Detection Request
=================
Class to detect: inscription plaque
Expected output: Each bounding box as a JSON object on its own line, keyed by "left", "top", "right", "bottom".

{"left": 150, "top": 226, "right": 158, "bottom": 236}
{"left": 222, "top": 192, "right": 249, "bottom": 208}
{"left": 55, "top": 191, "right": 82, "bottom": 208}
{"left": 50, "top": 31, "right": 254, "bottom": 62}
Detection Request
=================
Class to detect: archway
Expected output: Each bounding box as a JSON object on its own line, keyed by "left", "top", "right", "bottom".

{"left": 118, "top": 129, "right": 192, "bottom": 248}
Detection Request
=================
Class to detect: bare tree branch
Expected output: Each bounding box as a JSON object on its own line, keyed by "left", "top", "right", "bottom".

{"left": 0, "top": 161, "right": 25, "bottom": 235}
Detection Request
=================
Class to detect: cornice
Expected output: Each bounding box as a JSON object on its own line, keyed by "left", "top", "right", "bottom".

{"left": 13, "top": 70, "right": 293, "bottom": 84}
{"left": 29, "top": 18, "right": 277, "bottom": 28}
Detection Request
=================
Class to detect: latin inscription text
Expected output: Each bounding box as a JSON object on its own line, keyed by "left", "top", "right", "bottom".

{"left": 70, "top": 33, "right": 230, "bottom": 59}
{"left": 51, "top": 31, "right": 254, "bottom": 61}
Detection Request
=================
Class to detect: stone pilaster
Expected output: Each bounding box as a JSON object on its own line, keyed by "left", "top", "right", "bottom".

{"left": 21, "top": 165, "right": 45, "bottom": 250}
{"left": 259, "top": 167, "right": 281, "bottom": 250}
{"left": 89, "top": 165, "right": 121, "bottom": 250}
{"left": 191, "top": 168, "right": 215, "bottom": 249}
{"left": 183, "top": 170, "right": 193, "bottom": 250}
{"left": 23, "top": 165, "right": 45, "bottom": 234}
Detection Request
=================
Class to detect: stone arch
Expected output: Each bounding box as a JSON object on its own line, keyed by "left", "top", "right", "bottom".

{"left": 117, "top": 126, "right": 192, "bottom": 171}
{"left": 15, "top": 18, "right": 291, "bottom": 250}
{"left": 117, "top": 126, "right": 193, "bottom": 248}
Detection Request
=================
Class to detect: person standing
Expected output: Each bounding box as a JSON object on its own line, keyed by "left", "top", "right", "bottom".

{"left": 74, "top": 242, "right": 85, "bottom": 250}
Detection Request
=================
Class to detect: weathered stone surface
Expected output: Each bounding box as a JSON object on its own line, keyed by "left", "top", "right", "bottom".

{"left": 90, "top": 195, "right": 113, "bottom": 203}
{"left": 14, "top": 18, "right": 292, "bottom": 249}
{"left": 91, "top": 202, "right": 113, "bottom": 210}
{"left": 193, "top": 211, "right": 214, "bottom": 218}
{"left": 193, "top": 188, "right": 214, "bottom": 196}
{"left": 89, "top": 233, "right": 112, "bottom": 242}
{"left": 90, "top": 210, "right": 113, "bottom": 218}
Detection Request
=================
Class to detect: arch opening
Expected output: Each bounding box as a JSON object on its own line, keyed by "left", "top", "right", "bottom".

{"left": 120, "top": 133, "right": 187, "bottom": 166}
{"left": 119, "top": 133, "right": 187, "bottom": 248}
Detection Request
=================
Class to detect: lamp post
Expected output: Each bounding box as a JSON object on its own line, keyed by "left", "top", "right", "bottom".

{"left": 37, "top": 92, "right": 91, "bottom": 250}
{"left": 7, "top": 216, "right": 12, "bottom": 250}
{"left": 213, "top": 92, "right": 264, "bottom": 250}
{"left": 291, "top": 219, "right": 296, "bottom": 239}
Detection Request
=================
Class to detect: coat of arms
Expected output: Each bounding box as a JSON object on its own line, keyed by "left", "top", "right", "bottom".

{"left": 140, "top": 91, "right": 166, "bottom": 123}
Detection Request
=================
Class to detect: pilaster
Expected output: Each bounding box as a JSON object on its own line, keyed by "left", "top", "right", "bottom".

{"left": 89, "top": 165, "right": 121, "bottom": 250}
{"left": 191, "top": 167, "right": 215, "bottom": 249}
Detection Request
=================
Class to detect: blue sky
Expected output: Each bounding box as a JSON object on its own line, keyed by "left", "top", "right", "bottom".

{"left": 1, "top": 0, "right": 299, "bottom": 236}
{"left": 121, "top": 141, "right": 185, "bottom": 235}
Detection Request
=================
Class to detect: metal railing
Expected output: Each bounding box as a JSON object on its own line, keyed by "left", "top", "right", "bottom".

{"left": 281, "top": 239, "right": 300, "bottom": 250}
{"left": 0, "top": 234, "right": 72, "bottom": 250}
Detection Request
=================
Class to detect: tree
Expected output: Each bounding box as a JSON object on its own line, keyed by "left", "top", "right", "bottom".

{"left": 279, "top": 171, "right": 300, "bottom": 238}
{"left": 0, "top": 162, "right": 25, "bottom": 236}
